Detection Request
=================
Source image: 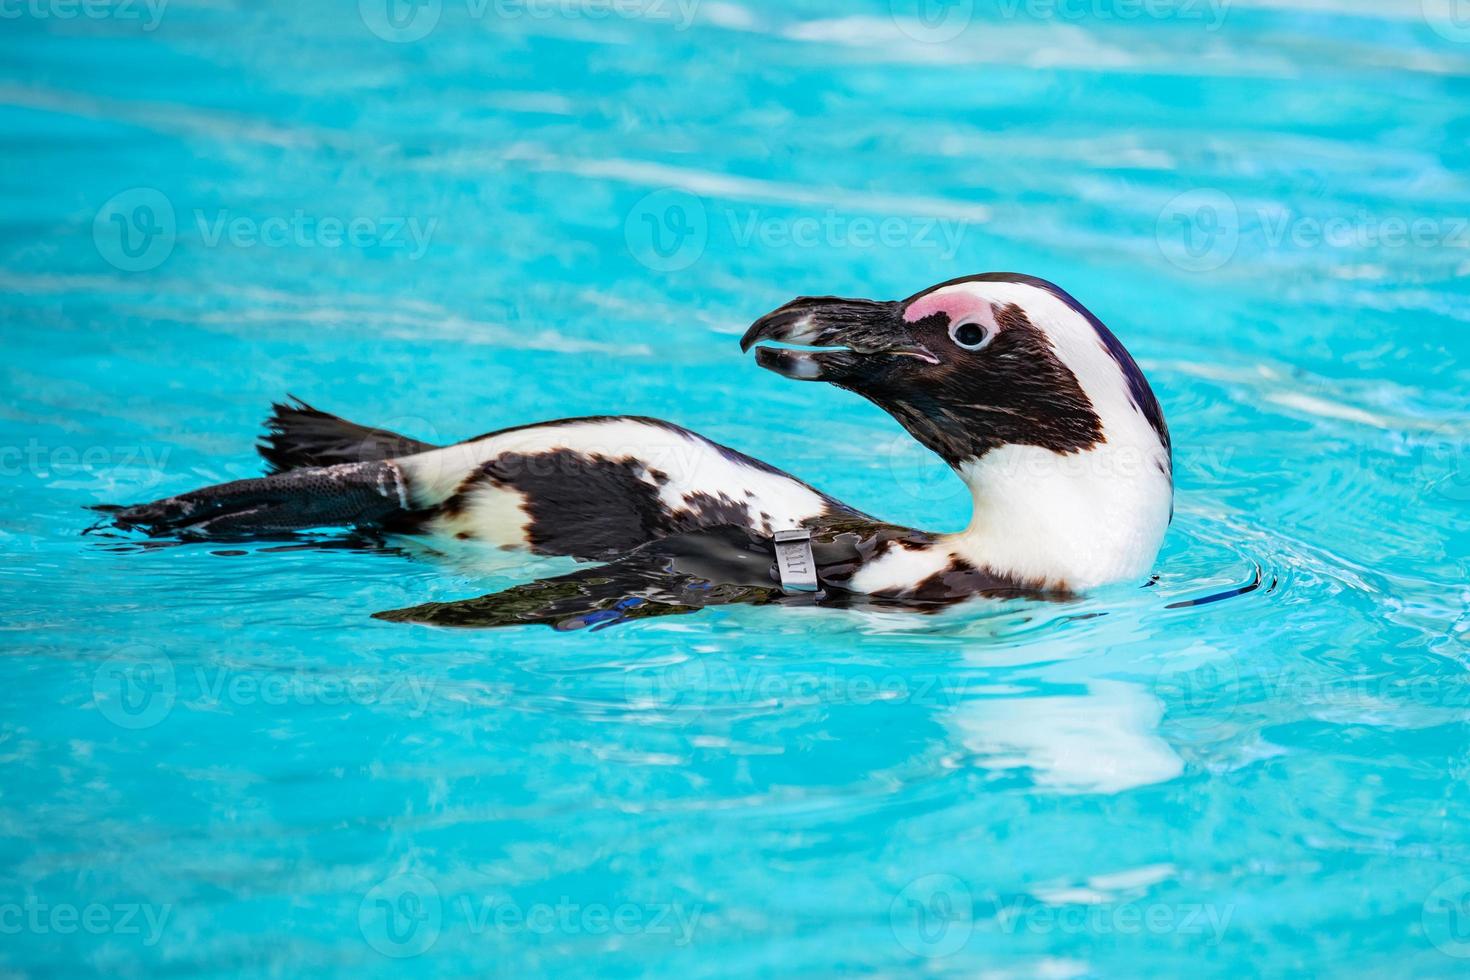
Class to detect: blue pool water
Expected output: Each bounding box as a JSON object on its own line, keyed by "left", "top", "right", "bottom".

{"left": 3, "top": 1, "right": 1469, "bottom": 975}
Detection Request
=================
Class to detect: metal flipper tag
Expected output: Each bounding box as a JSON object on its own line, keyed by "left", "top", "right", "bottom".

{"left": 773, "top": 528, "right": 819, "bottom": 593}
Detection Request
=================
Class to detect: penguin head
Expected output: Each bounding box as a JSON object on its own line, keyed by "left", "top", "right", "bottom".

{"left": 741, "top": 273, "right": 1171, "bottom": 475}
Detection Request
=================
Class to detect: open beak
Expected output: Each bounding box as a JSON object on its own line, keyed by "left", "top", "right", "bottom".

{"left": 739, "top": 296, "right": 937, "bottom": 382}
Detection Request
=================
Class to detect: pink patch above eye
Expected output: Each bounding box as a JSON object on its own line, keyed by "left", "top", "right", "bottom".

{"left": 903, "top": 289, "right": 997, "bottom": 328}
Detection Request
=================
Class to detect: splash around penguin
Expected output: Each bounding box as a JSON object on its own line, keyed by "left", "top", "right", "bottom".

{"left": 93, "top": 274, "right": 1173, "bottom": 630}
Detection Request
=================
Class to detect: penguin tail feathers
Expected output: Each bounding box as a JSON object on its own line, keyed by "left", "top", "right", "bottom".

{"left": 90, "top": 461, "right": 415, "bottom": 540}
{"left": 258, "top": 397, "right": 439, "bottom": 474}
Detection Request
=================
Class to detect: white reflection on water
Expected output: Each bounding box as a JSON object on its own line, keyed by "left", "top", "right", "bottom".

{"left": 955, "top": 679, "right": 1183, "bottom": 794}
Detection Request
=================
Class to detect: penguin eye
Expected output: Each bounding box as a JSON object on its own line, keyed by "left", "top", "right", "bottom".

{"left": 948, "top": 321, "right": 992, "bottom": 351}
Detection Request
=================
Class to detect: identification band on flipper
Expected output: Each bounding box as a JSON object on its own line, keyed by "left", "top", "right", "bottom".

{"left": 773, "top": 529, "right": 819, "bottom": 594}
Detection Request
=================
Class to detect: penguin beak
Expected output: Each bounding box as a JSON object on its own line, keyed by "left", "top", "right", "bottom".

{"left": 739, "top": 296, "right": 938, "bottom": 382}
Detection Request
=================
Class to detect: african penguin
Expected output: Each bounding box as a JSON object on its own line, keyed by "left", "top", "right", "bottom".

{"left": 94, "top": 274, "right": 1173, "bottom": 629}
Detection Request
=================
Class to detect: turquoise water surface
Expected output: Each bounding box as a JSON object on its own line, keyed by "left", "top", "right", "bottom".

{"left": 3, "top": 1, "right": 1470, "bottom": 975}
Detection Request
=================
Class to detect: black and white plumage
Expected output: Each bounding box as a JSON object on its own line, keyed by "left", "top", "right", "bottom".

{"left": 95, "top": 274, "right": 1173, "bottom": 630}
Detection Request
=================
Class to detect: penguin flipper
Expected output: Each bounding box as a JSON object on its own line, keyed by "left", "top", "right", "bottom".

{"left": 94, "top": 461, "right": 414, "bottom": 539}
{"left": 258, "top": 397, "right": 438, "bottom": 474}
{"left": 373, "top": 525, "right": 788, "bottom": 631}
